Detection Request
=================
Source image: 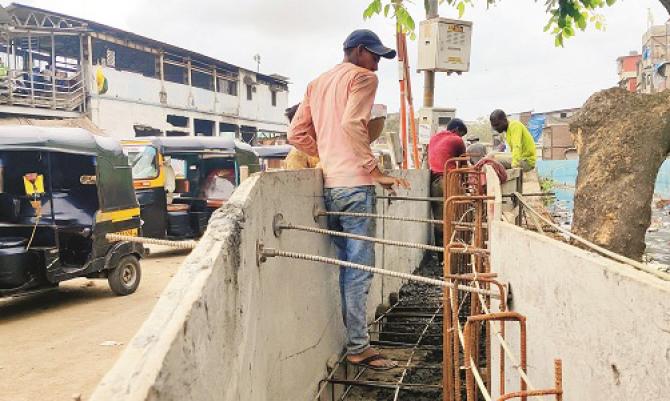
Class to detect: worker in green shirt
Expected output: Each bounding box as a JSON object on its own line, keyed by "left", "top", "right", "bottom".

{"left": 489, "top": 109, "right": 536, "bottom": 171}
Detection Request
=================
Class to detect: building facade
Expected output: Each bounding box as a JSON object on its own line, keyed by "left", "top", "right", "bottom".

{"left": 637, "top": 23, "right": 670, "bottom": 94}
{"left": 616, "top": 51, "right": 641, "bottom": 92}
{"left": 0, "top": 3, "right": 289, "bottom": 141}
{"left": 527, "top": 107, "right": 580, "bottom": 160}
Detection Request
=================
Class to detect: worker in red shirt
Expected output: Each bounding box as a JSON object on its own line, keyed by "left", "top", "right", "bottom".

{"left": 428, "top": 119, "right": 468, "bottom": 248}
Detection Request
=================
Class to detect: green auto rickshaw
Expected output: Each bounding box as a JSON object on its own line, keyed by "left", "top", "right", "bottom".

{"left": 0, "top": 127, "right": 144, "bottom": 297}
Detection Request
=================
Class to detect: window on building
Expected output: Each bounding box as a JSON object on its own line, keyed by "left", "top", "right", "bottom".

{"left": 92, "top": 39, "right": 156, "bottom": 78}
{"left": 192, "top": 69, "right": 214, "bottom": 91}
{"left": 218, "top": 78, "right": 238, "bottom": 96}
{"left": 246, "top": 84, "right": 253, "bottom": 101}
{"left": 271, "top": 91, "right": 277, "bottom": 107}
{"left": 167, "top": 114, "right": 189, "bottom": 128}
{"left": 438, "top": 116, "right": 452, "bottom": 126}
{"left": 133, "top": 124, "right": 162, "bottom": 137}
{"left": 560, "top": 112, "right": 567, "bottom": 118}
{"left": 240, "top": 125, "right": 257, "bottom": 144}
{"left": 194, "top": 119, "right": 215, "bottom": 136}
{"left": 220, "top": 122, "right": 239, "bottom": 140}
{"left": 164, "top": 62, "right": 187, "bottom": 85}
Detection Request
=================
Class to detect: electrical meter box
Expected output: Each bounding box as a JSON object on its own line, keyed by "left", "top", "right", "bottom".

{"left": 418, "top": 18, "right": 473, "bottom": 72}
{"left": 418, "top": 107, "right": 456, "bottom": 144}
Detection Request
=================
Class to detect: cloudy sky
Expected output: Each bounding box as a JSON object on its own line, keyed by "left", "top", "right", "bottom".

{"left": 6, "top": 0, "right": 669, "bottom": 120}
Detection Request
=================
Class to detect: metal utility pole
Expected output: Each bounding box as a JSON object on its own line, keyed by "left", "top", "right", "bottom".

{"left": 253, "top": 54, "right": 261, "bottom": 73}
{"left": 423, "top": 0, "right": 438, "bottom": 108}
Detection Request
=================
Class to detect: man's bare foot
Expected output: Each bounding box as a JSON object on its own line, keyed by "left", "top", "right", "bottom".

{"left": 346, "top": 347, "right": 397, "bottom": 370}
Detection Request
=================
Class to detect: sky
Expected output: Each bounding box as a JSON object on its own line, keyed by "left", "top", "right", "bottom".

{"left": 6, "top": 0, "right": 669, "bottom": 120}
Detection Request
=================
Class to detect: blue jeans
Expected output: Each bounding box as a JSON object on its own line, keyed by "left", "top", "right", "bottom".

{"left": 323, "top": 186, "right": 376, "bottom": 355}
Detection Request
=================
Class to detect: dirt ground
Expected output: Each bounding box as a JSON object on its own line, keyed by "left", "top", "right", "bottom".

{"left": 0, "top": 247, "right": 188, "bottom": 401}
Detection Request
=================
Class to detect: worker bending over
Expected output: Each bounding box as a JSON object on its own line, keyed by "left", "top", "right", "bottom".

{"left": 284, "top": 104, "right": 320, "bottom": 169}
{"left": 428, "top": 119, "right": 467, "bottom": 247}
{"left": 489, "top": 109, "right": 536, "bottom": 172}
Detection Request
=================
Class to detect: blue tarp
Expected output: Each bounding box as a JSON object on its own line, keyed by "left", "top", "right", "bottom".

{"left": 527, "top": 115, "right": 545, "bottom": 143}
{"left": 536, "top": 159, "right": 670, "bottom": 211}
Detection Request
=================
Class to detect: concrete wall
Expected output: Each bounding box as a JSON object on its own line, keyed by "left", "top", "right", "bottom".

{"left": 91, "top": 169, "right": 430, "bottom": 401}
{"left": 489, "top": 221, "right": 670, "bottom": 400}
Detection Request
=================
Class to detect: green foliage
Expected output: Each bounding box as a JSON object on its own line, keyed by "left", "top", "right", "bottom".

{"left": 540, "top": 177, "right": 556, "bottom": 192}
{"left": 362, "top": 0, "right": 618, "bottom": 47}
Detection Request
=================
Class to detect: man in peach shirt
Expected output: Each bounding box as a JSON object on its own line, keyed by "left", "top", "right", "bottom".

{"left": 289, "top": 29, "right": 408, "bottom": 370}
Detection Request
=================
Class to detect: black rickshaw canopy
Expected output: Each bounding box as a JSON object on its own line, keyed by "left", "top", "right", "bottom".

{"left": 0, "top": 126, "right": 137, "bottom": 212}
{"left": 150, "top": 136, "right": 236, "bottom": 155}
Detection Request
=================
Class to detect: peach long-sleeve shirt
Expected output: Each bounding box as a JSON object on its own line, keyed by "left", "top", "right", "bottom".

{"left": 288, "top": 63, "right": 378, "bottom": 188}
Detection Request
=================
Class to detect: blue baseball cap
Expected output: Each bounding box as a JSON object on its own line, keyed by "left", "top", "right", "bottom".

{"left": 343, "top": 29, "right": 397, "bottom": 59}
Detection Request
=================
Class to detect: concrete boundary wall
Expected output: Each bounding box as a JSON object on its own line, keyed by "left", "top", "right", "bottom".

{"left": 486, "top": 165, "right": 670, "bottom": 400}
{"left": 490, "top": 221, "right": 670, "bottom": 400}
{"left": 91, "top": 169, "right": 430, "bottom": 401}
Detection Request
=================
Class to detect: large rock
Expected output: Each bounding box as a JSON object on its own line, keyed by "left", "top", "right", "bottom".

{"left": 571, "top": 88, "right": 670, "bottom": 260}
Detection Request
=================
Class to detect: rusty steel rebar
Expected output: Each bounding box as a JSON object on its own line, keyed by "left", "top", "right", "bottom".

{"left": 316, "top": 209, "right": 443, "bottom": 225}
{"left": 436, "top": 162, "right": 567, "bottom": 401}
{"left": 464, "top": 312, "right": 527, "bottom": 401}
{"left": 496, "top": 360, "right": 563, "bottom": 401}
{"left": 441, "top": 164, "right": 491, "bottom": 401}
{"left": 258, "top": 246, "right": 501, "bottom": 299}
{"left": 275, "top": 219, "right": 444, "bottom": 253}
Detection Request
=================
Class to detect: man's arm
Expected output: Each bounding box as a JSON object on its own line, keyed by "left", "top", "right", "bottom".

{"left": 508, "top": 123, "right": 523, "bottom": 168}
{"left": 341, "top": 71, "right": 379, "bottom": 173}
{"left": 288, "top": 85, "right": 318, "bottom": 157}
{"left": 456, "top": 137, "right": 466, "bottom": 157}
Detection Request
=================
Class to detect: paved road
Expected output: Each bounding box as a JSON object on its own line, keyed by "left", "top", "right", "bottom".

{"left": 0, "top": 247, "right": 188, "bottom": 401}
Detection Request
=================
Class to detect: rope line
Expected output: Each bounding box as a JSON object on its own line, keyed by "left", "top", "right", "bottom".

{"left": 279, "top": 222, "right": 444, "bottom": 253}
{"left": 513, "top": 192, "right": 670, "bottom": 281}
{"left": 105, "top": 233, "right": 198, "bottom": 249}
{"left": 260, "top": 248, "right": 500, "bottom": 299}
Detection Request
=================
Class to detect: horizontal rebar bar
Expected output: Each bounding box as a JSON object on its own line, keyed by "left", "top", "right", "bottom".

{"left": 326, "top": 379, "right": 442, "bottom": 391}
{"left": 370, "top": 340, "right": 442, "bottom": 350}
{"left": 376, "top": 193, "right": 550, "bottom": 203}
{"left": 317, "top": 209, "right": 443, "bottom": 225}
{"left": 105, "top": 233, "right": 197, "bottom": 249}
{"left": 259, "top": 247, "right": 500, "bottom": 299}
{"left": 381, "top": 312, "right": 444, "bottom": 318}
{"left": 278, "top": 222, "right": 444, "bottom": 252}
{"left": 377, "top": 195, "right": 443, "bottom": 202}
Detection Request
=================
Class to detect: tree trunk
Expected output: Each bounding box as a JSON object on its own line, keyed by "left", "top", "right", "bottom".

{"left": 571, "top": 88, "right": 670, "bottom": 261}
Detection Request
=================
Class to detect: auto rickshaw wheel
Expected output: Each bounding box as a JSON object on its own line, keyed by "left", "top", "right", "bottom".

{"left": 108, "top": 255, "right": 141, "bottom": 296}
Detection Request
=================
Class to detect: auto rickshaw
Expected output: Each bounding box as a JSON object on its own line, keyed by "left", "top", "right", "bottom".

{"left": 121, "top": 136, "right": 260, "bottom": 240}
{"left": 0, "top": 127, "right": 144, "bottom": 297}
{"left": 253, "top": 144, "right": 293, "bottom": 170}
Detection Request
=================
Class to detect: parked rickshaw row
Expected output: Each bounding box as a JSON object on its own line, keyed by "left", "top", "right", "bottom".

{"left": 0, "top": 127, "right": 290, "bottom": 299}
